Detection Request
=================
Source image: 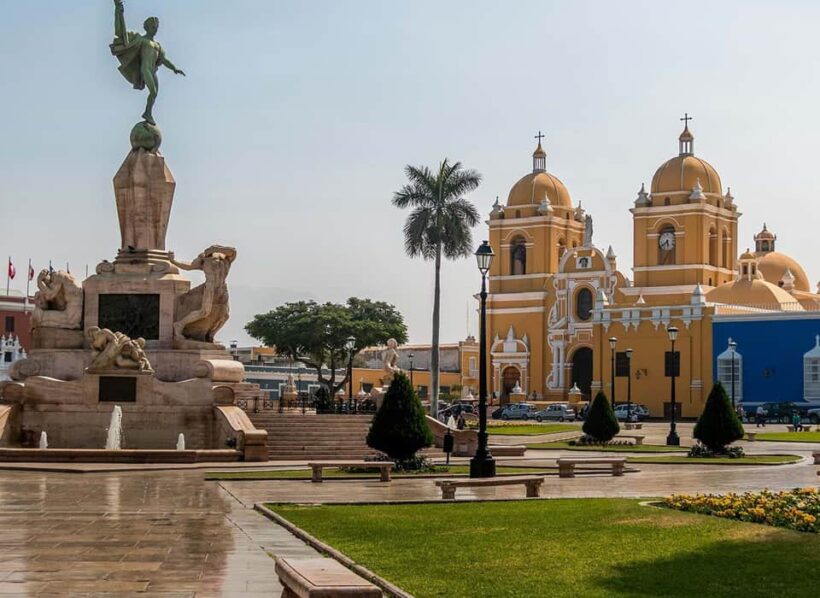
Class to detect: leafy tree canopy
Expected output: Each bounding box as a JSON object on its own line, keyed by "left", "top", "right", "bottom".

{"left": 245, "top": 298, "right": 408, "bottom": 394}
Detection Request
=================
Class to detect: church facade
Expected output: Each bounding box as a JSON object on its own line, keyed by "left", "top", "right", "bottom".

{"left": 484, "top": 122, "right": 820, "bottom": 417}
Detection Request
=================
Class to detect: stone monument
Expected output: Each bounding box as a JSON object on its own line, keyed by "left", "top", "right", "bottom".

{"left": 0, "top": 1, "right": 267, "bottom": 459}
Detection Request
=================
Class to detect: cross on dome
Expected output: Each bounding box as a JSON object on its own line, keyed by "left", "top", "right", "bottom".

{"left": 678, "top": 113, "right": 695, "bottom": 155}
{"left": 532, "top": 130, "right": 547, "bottom": 172}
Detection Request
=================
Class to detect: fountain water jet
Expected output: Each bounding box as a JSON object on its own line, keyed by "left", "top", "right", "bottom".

{"left": 105, "top": 405, "right": 123, "bottom": 450}
{"left": 39, "top": 431, "right": 48, "bottom": 449}
{"left": 176, "top": 433, "right": 185, "bottom": 451}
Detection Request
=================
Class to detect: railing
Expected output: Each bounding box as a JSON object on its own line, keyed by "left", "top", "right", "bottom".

{"left": 316, "top": 397, "right": 377, "bottom": 415}
{"left": 713, "top": 301, "right": 816, "bottom": 314}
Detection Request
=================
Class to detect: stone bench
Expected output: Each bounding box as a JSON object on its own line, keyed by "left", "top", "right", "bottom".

{"left": 786, "top": 425, "right": 814, "bottom": 432}
{"left": 435, "top": 475, "right": 544, "bottom": 500}
{"left": 307, "top": 461, "right": 393, "bottom": 483}
{"left": 615, "top": 434, "right": 645, "bottom": 446}
{"left": 624, "top": 422, "right": 643, "bottom": 430}
{"left": 746, "top": 432, "right": 757, "bottom": 441}
{"left": 488, "top": 444, "right": 526, "bottom": 456}
{"left": 556, "top": 457, "right": 626, "bottom": 478}
{"left": 275, "top": 557, "right": 381, "bottom": 597}
{"left": 813, "top": 452, "right": 819, "bottom": 465}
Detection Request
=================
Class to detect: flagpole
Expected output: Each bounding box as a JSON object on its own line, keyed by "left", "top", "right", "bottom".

{"left": 5, "top": 256, "right": 10, "bottom": 296}
{"left": 25, "top": 259, "right": 31, "bottom": 312}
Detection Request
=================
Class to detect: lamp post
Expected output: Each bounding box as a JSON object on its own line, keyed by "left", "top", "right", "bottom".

{"left": 230, "top": 340, "right": 238, "bottom": 361}
{"left": 666, "top": 326, "right": 680, "bottom": 446}
{"left": 625, "top": 348, "right": 633, "bottom": 425}
{"left": 729, "top": 339, "right": 737, "bottom": 409}
{"left": 609, "top": 337, "right": 617, "bottom": 409}
{"left": 470, "top": 240, "right": 496, "bottom": 478}
{"left": 346, "top": 336, "right": 356, "bottom": 408}
{"left": 409, "top": 352, "right": 415, "bottom": 389}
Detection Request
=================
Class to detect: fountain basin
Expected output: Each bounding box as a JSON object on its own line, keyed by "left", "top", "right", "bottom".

{"left": 0, "top": 448, "right": 241, "bottom": 463}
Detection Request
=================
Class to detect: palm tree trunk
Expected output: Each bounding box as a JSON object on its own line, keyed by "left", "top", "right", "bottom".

{"left": 431, "top": 244, "right": 442, "bottom": 417}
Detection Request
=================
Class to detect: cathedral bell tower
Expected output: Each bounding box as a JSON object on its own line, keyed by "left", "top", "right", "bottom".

{"left": 631, "top": 115, "right": 740, "bottom": 289}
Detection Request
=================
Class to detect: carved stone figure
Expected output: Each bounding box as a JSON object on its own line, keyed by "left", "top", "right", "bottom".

{"left": 32, "top": 270, "right": 83, "bottom": 330}
{"left": 111, "top": 0, "right": 185, "bottom": 126}
{"left": 171, "top": 245, "right": 237, "bottom": 349}
{"left": 381, "top": 338, "right": 401, "bottom": 385}
{"left": 584, "top": 214, "right": 594, "bottom": 247}
{"left": 87, "top": 326, "right": 153, "bottom": 373}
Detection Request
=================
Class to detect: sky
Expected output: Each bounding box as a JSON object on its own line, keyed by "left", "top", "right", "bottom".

{"left": 3, "top": 0, "right": 820, "bottom": 346}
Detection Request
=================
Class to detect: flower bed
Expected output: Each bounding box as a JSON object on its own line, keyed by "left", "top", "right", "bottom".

{"left": 664, "top": 488, "right": 819, "bottom": 533}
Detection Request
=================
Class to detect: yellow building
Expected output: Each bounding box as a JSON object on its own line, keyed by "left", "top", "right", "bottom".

{"left": 484, "top": 122, "right": 820, "bottom": 417}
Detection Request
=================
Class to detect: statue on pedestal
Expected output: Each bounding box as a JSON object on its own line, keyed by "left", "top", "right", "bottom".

{"left": 87, "top": 326, "right": 153, "bottom": 373}
{"left": 171, "top": 245, "right": 237, "bottom": 349}
{"left": 381, "top": 338, "right": 401, "bottom": 386}
{"left": 110, "top": 0, "right": 185, "bottom": 127}
{"left": 32, "top": 270, "right": 83, "bottom": 330}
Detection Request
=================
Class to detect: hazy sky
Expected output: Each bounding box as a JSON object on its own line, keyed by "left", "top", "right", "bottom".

{"left": 3, "top": 1, "right": 820, "bottom": 346}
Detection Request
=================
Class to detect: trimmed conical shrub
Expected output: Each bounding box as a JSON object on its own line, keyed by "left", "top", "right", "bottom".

{"left": 694, "top": 381, "right": 744, "bottom": 453}
{"left": 583, "top": 391, "right": 620, "bottom": 441}
{"left": 366, "top": 372, "right": 434, "bottom": 462}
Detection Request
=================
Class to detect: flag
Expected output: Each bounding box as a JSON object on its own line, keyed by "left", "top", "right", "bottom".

{"left": 7, "top": 258, "right": 15, "bottom": 280}
{"left": 28, "top": 262, "right": 35, "bottom": 281}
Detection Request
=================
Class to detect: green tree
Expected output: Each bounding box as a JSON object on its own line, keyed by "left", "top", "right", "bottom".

{"left": 367, "top": 372, "right": 434, "bottom": 464}
{"left": 393, "top": 159, "right": 481, "bottom": 416}
{"left": 245, "top": 298, "right": 407, "bottom": 396}
{"left": 694, "top": 382, "right": 745, "bottom": 453}
{"left": 583, "top": 391, "right": 620, "bottom": 441}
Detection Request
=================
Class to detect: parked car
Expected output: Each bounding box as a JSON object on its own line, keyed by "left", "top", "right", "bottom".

{"left": 499, "top": 403, "right": 537, "bottom": 420}
{"left": 614, "top": 404, "right": 647, "bottom": 422}
{"left": 807, "top": 407, "right": 820, "bottom": 424}
{"left": 491, "top": 406, "right": 505, "bottom": 420}
{"left": 745, "top": 402, "right": 808, "bottom": 423}
{"left": 534, "top": 403, "right": 576, "bottom": 422}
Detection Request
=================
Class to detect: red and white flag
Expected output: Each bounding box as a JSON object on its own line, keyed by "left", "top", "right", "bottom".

{"left": 28, "top": 263, "right": 35, "bottom": 281}
{"left": 7, "top": 258, "right": 15, "bottom": 280}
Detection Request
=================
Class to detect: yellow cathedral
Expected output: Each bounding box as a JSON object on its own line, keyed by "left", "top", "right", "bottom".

{"left": 485, "top": 121, "right": 820, "bottom": 417}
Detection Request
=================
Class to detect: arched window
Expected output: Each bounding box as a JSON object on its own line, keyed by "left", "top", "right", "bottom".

{"left": 761, "top": 240, "right": 770, "bottom": 252}
{"left": 557, "top": 238, "right": 566, "bottom": 259}
{"left": 722, "top": 229, "right": 731, "bottom": 269}
{"left": 658, "top": 225, "right": 676, "bottom": 265}
{"left": 717, "top": 340, "right": 743, "bottom": 403}
{"left": 510, "top": 237, "right": 526, "bottom": 275}
{"left": 709, "top": 228, "right": 718, "bottom": 267}
{"left": 664, "top": 197, "right": 671, "bottom": 206}
{"left": 575, "top": 288, "right": 593, "bottom": 321}
{"left": 804, "top": 336, "right": 820, "bottom": 401}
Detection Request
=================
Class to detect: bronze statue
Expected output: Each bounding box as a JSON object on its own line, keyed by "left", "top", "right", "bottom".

{"left": 110, "top": 0, "right": 185, "bottom": 125}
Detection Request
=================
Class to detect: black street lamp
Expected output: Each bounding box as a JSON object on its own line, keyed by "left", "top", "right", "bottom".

{"left": 609, "top": 337, "right": 617, "bottom": 409}
{"left": 346, "top": 336, "right": 356, "bottom": 407}
{"left": 729, "top": 339, "right": 737, "bottom": 409}
{"left": 409, "top": 352, "right": 415, "bottom": 389}
{"left": 666, "top": 326, "right": 680, "bottom": 446}
{"left": 625, "top": 348, "right": 633, "bottom": 425}
{"left": 470, "top": 240, "right": 496, "bottom": 478}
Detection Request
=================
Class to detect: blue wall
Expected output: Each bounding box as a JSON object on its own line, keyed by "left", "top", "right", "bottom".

{"left": 713, "top": 315, "right": 820, "bottom": 405}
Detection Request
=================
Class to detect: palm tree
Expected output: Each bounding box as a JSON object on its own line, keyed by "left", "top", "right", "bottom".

{"left": 393, "top": 159, "right": 481, "bottom": 416}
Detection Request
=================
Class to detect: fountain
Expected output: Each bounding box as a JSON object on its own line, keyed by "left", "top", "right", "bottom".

{"left": 38, "top": 431, "right": 48, "bottom": 449}
{"left": 105, "top": 405, "right": 123, "bottom": 450}
{"left": 176, "top": 433, "right": 185, "bottom": 451}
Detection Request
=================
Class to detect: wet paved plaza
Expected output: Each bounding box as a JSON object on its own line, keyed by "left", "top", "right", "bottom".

{"left": 0, "top": 423, "right": 816, "bottom": 596}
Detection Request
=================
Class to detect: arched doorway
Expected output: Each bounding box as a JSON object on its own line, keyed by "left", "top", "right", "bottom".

{"left": 570, "top": 347, "right": 593, "bottom": 399}
{"left": 501, "top": 366, "right": 520, "bottom": 405}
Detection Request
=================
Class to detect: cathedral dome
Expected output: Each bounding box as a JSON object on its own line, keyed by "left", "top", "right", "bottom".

{"left": 650, "top": 122, "right": 722, "bottom": 196}
{"left": 757, "top": 252, "right": 810, "bottom": 292}
{"left": 706, "top": 278, "right": 802, "bottom": 310}
{"left": 507, "top": 140, "right": 572, "bottom": 209}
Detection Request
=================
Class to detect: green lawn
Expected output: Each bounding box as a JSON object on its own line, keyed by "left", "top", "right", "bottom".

{"left": 267, "top": 499, "right": 820, "bottom": 597}
{"left": 486, "top": 423, "right": 580, "bottom": 436}
{"left": 627, "top": 454, "right": 802, "bottom": 465}
{"left": 205, "top": 465, "right": 550, "bottom": 480}
{"left": 752, "top": 431, "right": 820, "bottom": 443}
{"left": 527, "top": 440, "right": 688, "bottom": 453}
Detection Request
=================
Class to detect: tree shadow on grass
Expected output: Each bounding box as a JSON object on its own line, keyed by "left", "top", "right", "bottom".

{"left": 592, "top": 533, "right": 817, "bottom": 597}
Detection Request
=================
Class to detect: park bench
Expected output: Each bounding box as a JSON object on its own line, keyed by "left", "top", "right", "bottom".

{"left": 615, "top": 434, "right": 645, "bottom": 446}
{"left": 275, "top": 557, "right": 381, "bottom": 597}
{"left": 624, "top": 422, "right": 643, "bottom": 430}
{"left": 307, "top": 461, "right": 393, "bottom": 483}
{"left": 746, "top": 432, "right": 757, "bottom": 441}
{"left": 813, "top": 452, "right": 819, "bottom": 465}
{"left": 786, "top": 425, "right": 814, "bottom": 432}
{"left": 435, "top": 475, "right": 544, "bottom": 500}
{"left": 488, "top": 444, "right": 526, "bottom": 456}
{"left": 556, "top": 457, "right": 626, "bottom": 478}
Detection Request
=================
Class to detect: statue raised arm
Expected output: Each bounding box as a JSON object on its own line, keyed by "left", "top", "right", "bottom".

{"left": 110, "top": 0, "right": 185, "bottom": 126}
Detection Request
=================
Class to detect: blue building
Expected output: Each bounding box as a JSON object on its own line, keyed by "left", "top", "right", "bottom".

{"left": 712, "top": 312, "right": 820, "bottom": 407}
